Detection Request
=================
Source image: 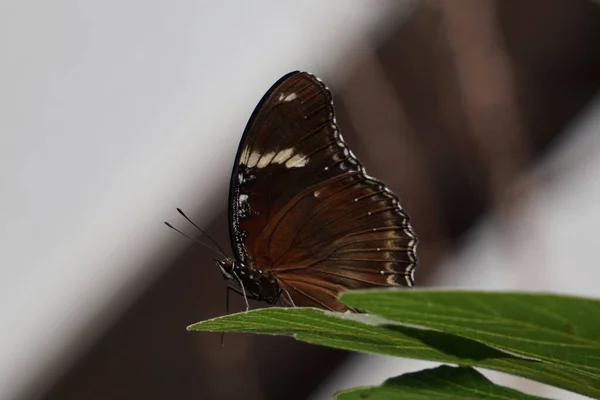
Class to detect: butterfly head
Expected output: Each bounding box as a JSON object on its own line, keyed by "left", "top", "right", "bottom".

{"left": 215, "top": 258, "right": 237, "bottom": 280}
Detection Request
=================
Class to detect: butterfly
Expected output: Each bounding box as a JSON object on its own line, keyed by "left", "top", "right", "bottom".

{"left": 169, "top": 71, "right": 417, "bottom": 313}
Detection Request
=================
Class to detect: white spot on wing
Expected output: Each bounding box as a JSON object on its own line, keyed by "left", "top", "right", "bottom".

{"left": 272, "top": 148, "right": 294, "bottom": 164}
{"left": 257, "top": 151, "right": 275, "bottom": 168}
{"left": 278, "top": 92, "right": 298, "bottom": 102}
{"left": 246, "top": 151, "right": 261, "bottom": 168}
{"left": 242, "top": 147, "right": 308, "bottom": 169}
{"left": 240, "top": 147, "right": 250, "bottom": 162}
{"left": 285, "top": 153, "right": 309, "bottom": 168}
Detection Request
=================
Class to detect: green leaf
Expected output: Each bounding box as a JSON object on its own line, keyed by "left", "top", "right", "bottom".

{"left": 335, "top": 365, "right": 552, "bottom": 400}
{"left": 340, "top": 290, "right": 600, "bottom": 398}
{"left": 188, "top": 306, "right": 600, "bottom": 398}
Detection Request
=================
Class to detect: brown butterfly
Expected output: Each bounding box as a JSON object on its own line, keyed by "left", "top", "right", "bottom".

{"left": 169, "top": 71, "right": 417, "bottom": 313}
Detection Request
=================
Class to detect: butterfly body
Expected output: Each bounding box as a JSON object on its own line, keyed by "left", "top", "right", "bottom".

{"left": 216, "top": 258, "right": 281, "bottom": 304}
{"left": 220, "top": 71, "right": 417, "bottom": 312}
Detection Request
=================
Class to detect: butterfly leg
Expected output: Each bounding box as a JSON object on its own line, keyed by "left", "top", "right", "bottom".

{"left": 220, "top": 286, "right": 236, "bottom": 346}
{"left": 232, "top": 271, "right": 250, "bottom": 311}
{"left": 282, "top": 288, "right": 296, "bottom": 307}
{"left": 225, "top": 286, "right": 233, "bottom": 314}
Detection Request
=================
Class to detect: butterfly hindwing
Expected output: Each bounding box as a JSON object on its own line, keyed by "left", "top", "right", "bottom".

{"left": 255, "top": 172, "right": 417, "bottom": 311}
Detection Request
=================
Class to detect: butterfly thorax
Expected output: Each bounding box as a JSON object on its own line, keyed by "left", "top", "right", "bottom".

{"left": 215, "top": 258, "right": 281, "bottom": 304}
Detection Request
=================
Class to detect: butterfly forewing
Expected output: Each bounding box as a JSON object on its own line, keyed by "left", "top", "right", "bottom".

{"left": 229, "top": 71, "right": 417, "bottom": 311}
{"left": 230, "top": 72, "right": 361, "bottom": 262}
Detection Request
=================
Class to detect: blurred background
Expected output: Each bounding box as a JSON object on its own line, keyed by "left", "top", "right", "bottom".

{"left": 1, "top": 1, "right": 600, "bottom": 399}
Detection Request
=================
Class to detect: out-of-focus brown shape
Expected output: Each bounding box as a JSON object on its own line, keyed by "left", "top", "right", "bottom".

{"left": 335, "top": 0, "right": 600, "bottom": 277}
{"left": 39, "top": 1, "right": 600, "bottom": 399}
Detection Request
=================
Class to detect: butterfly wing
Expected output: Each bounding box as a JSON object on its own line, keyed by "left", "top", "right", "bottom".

{"left": 229, "top": 71, "right": 417, "bottom": 311}
{"left": 256, "top": 171, "right": 417, "bottom": 311}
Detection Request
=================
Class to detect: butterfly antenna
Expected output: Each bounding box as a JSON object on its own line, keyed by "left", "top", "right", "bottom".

{"left": 176, "top": 208, "right": 229, "bottom": 256}
{"left": 164, "top": 221, "right": 227, "bottom": 259}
